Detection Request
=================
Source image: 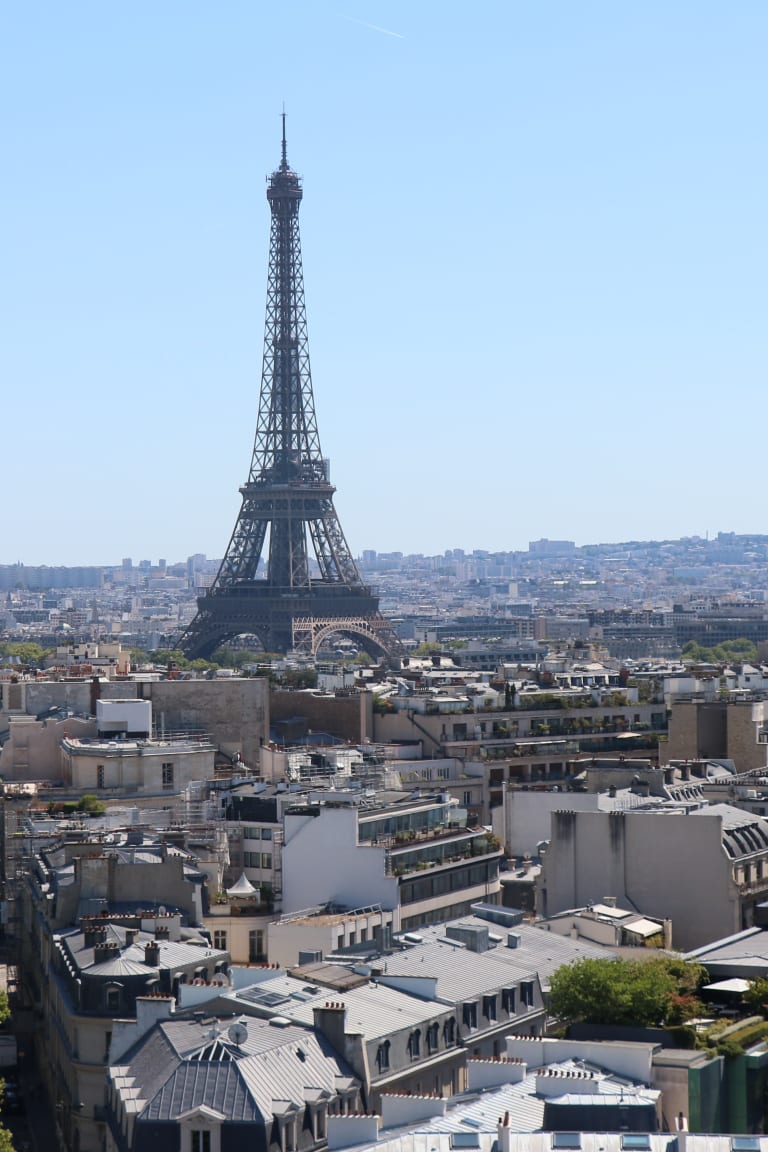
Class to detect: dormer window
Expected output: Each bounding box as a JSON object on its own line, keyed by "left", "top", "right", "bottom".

{"left": 462, "top": 1002, "right": 478, "bottom": 1030}
{"left": 179, "top": 1107, "right": 224, "bottom": 1152}
{"left": 278, "top": 1116, "right": 297, "bottom": 1152}
{"left": 309, "top": 1104, "right": 327, "bottom": 1141}
{"left": 376, "top": 1040, "right": 391, "bottom": 1072}
{"left": 407, "top": 1029, "right": 421, "bottom": 1060}
{"left": 105, "top": 983, "right": 123, "bottom": 1012}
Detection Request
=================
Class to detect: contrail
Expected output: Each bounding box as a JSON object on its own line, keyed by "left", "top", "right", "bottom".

{"left": 343, "top": 15, "right": 405, "bottom": 38}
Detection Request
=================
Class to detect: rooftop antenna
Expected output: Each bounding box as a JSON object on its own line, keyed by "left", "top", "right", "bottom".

{"left": 281, "top": 106, "right": 288, "bottom": 170}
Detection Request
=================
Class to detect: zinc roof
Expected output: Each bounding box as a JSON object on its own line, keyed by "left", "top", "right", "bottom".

{"left": 119, "top": 1015, "right": 355, "bottom": 1124}
{"left": 225, "top": 973, "right": 448, "bottom": 1040}
{"left": 392, "top": 919, "right": 606, "bottom": 991}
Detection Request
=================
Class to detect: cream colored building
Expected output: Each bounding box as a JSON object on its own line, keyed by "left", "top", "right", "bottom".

{"left": 60, "top": 731, "right": 216, "bottom": 794}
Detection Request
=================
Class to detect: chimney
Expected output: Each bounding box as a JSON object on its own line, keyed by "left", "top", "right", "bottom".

{"left": 155, "top": 924, "right": 170, "bottom": 940}
{"left": 93, "top": 941, "right": 120, "bottom": 964}
{"left": 497, "top": 1111, "right": 512, "bottom": 1152}
{"left": 468, "top": 1059, "right": 527, "bottom": 1091}
{"left": 380, "top": 1093, "right": 447, "bottom": 1127}
{"left": 90, "top": 675, "right": 101, "bottom": 716}
{"left": 83, "top": 924, "right": 108, "bottom": 949}
{"left": 125, "top": 929, "right": 138, "bottom": 947}
{"left": 144, "top": 941, "right": 160, "bottom": 967}
{"left": 327, "top": 1115, "right": 379, "bottom": 1150}
{"left": 312, "top": 1002, "right": 348, "bottom": 1055}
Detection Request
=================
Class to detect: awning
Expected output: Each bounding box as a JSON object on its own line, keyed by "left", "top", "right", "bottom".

{"left": 624, "top": 918, "right": 665, "bottom": 938}
{"left": 704, "top": 978, "right": 751, "bottom": 994}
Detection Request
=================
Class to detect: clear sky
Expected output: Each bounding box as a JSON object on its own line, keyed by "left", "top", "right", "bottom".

{"left": 3, "top": 2, "right": 767, "bottom": 565}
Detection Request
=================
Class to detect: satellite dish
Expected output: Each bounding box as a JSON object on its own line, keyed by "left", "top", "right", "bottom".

{"left": 228, "top": 1021, "right": 248, "bottom": 1048}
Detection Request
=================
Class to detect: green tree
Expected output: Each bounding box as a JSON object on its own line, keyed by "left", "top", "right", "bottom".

{"left": 0, "top": 642, "right": 46, "bottom": 665}
{"left": 549, "top": 956, "right": 704, "bottom": 1028}
{"left": 745, "top": 977, "right": 768, "bottom": 1017}
{"left": 411, "top": 642, "right": 442, "bottom": 658}
{"left": 77, "top": 794, "right": 106, "bottom": 816}
{"left": 276, "top": 668, "right": 318, "bottom": 689}
{"left": 682, "top": 638, "right": 757, "bottom": 665}
{"left": 150, "top": 648, "right": 191, "bottom": 668}
{"left": 0, "top": 991, "right": 10, "bottom": 1027}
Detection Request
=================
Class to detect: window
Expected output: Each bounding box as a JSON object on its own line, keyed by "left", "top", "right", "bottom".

{"left": 462, "top": 1002, "right": 478, "bottom": 1030}
{"left": 280, "top": 1119, "right": 297, "bottom": 1152}
{"left": 552, "top": 1136, "right": 581, "bottom": 1150}
{"left": 621, "top": 1138, "right": 651, "bottom": 1151}
{"left": 249, "top": 929, "right": 265, "bottom": 963}
{"left": 192, "top": 1133, "right": 211, "bottom": 1152}
{"left": 106, "top": 986, "right": 121, "bottom": 1012}
{"left": 245, "top": 826, "right": 260, "bottom": 840}
{"left": 443, "top": 1017, "right": 456, "bottom": 1046}
{"left": 262, "top": 853, "right": 273, "bottom": 869}
{"left": 213, "top": 930, "right": 227, "bottom": 950}
{"left": 162, "top": 762, "right": 174, "bottom": 790}
{"left": 312, "top": 1105, "right": 327, "bottom": 1141}
{"left": 427, "top": 1023, "right": 439, "bottom": 1053}
{"left": 521, "top": 980, "right": 535, "bottom": 1008}
{"left": 104, "top": 1030, "right": 112, "bottom": 1062}
{"left": 261, "top": 828, "right": 272, "bottom": 841}
{"left": 482, "top": 995, "right": 497, "bottom": 1022}
{"left": 97, "top": 765, "right": 104, "bottom": 789}
{"left": 376, "top": 1040, "right": 390, "bottom": 1072}
{"left": 407, "top": 1030, "right": 421, "bottom": 1060}
{"left": 463, "top": 791, "right": 473, "bottom": 806}
{"left": 502, "top": 987, "right": 516, "bottom": 1015}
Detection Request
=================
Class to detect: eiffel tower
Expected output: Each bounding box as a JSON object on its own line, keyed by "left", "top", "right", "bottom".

{"left": 180, "top": 121, "right": 401, "bottom": 662}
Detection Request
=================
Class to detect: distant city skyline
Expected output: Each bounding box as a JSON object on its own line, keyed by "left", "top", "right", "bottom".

{"left": 4, "top": 3, "right": 768, "bottom": 565}
{"left": 4, "top": 527, "right": 768, "bottom": 571}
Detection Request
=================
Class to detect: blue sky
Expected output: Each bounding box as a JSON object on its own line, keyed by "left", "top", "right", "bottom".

{"left": 3, "top": 2, "right": 767, "bottom": 565}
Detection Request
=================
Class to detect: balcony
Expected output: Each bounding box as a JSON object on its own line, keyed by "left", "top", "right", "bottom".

{"left": 385, "top": 830, "right": 502, "bottom": 878}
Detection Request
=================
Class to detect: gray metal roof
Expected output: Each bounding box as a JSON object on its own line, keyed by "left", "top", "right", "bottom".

{"left": 223, "top": 973, "right": 450, "bottom": 1040}
{"left": 59, "top": 924, "right": 228, "bottom": 977}
{"left": 691, "top": 804, "right": 768, "bottom": 859}
{"left": 115, "top": 1015, "right": 357, "bottom": 1124}
{"left": 425, "top": 1060, "right": 653, "bottom": 1136}
{"left": 685, "top": 925, "right": 768, "bottom": 976}
{"left": 389, "top": 918, "right": 607, "bottom": 992}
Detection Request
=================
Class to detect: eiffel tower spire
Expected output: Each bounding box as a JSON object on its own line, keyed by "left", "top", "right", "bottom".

{"left": 180, "top": 125, "right": 400, "bottom": 661}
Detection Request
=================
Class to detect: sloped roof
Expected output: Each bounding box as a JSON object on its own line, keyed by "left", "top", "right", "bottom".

{"left": 117, "top": 1016, "right": 357, "bottom": 1125}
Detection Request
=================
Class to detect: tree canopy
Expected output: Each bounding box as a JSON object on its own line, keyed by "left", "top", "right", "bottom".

{"left": 744, "top": 977, "right": 768, "bottom": 1017}
{"left": 681, "top": 638, "right": 758, "bottom": 665}
{"left": 0, "top": 642, "right": 47, "bottom": 666}
{"left": 548, "top": 956, "right": 704, "bottom": 1028}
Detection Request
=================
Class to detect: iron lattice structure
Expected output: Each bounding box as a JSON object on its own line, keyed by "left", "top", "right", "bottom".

{"left": 180, "top": 125, "right": 401, "bottom": 661}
